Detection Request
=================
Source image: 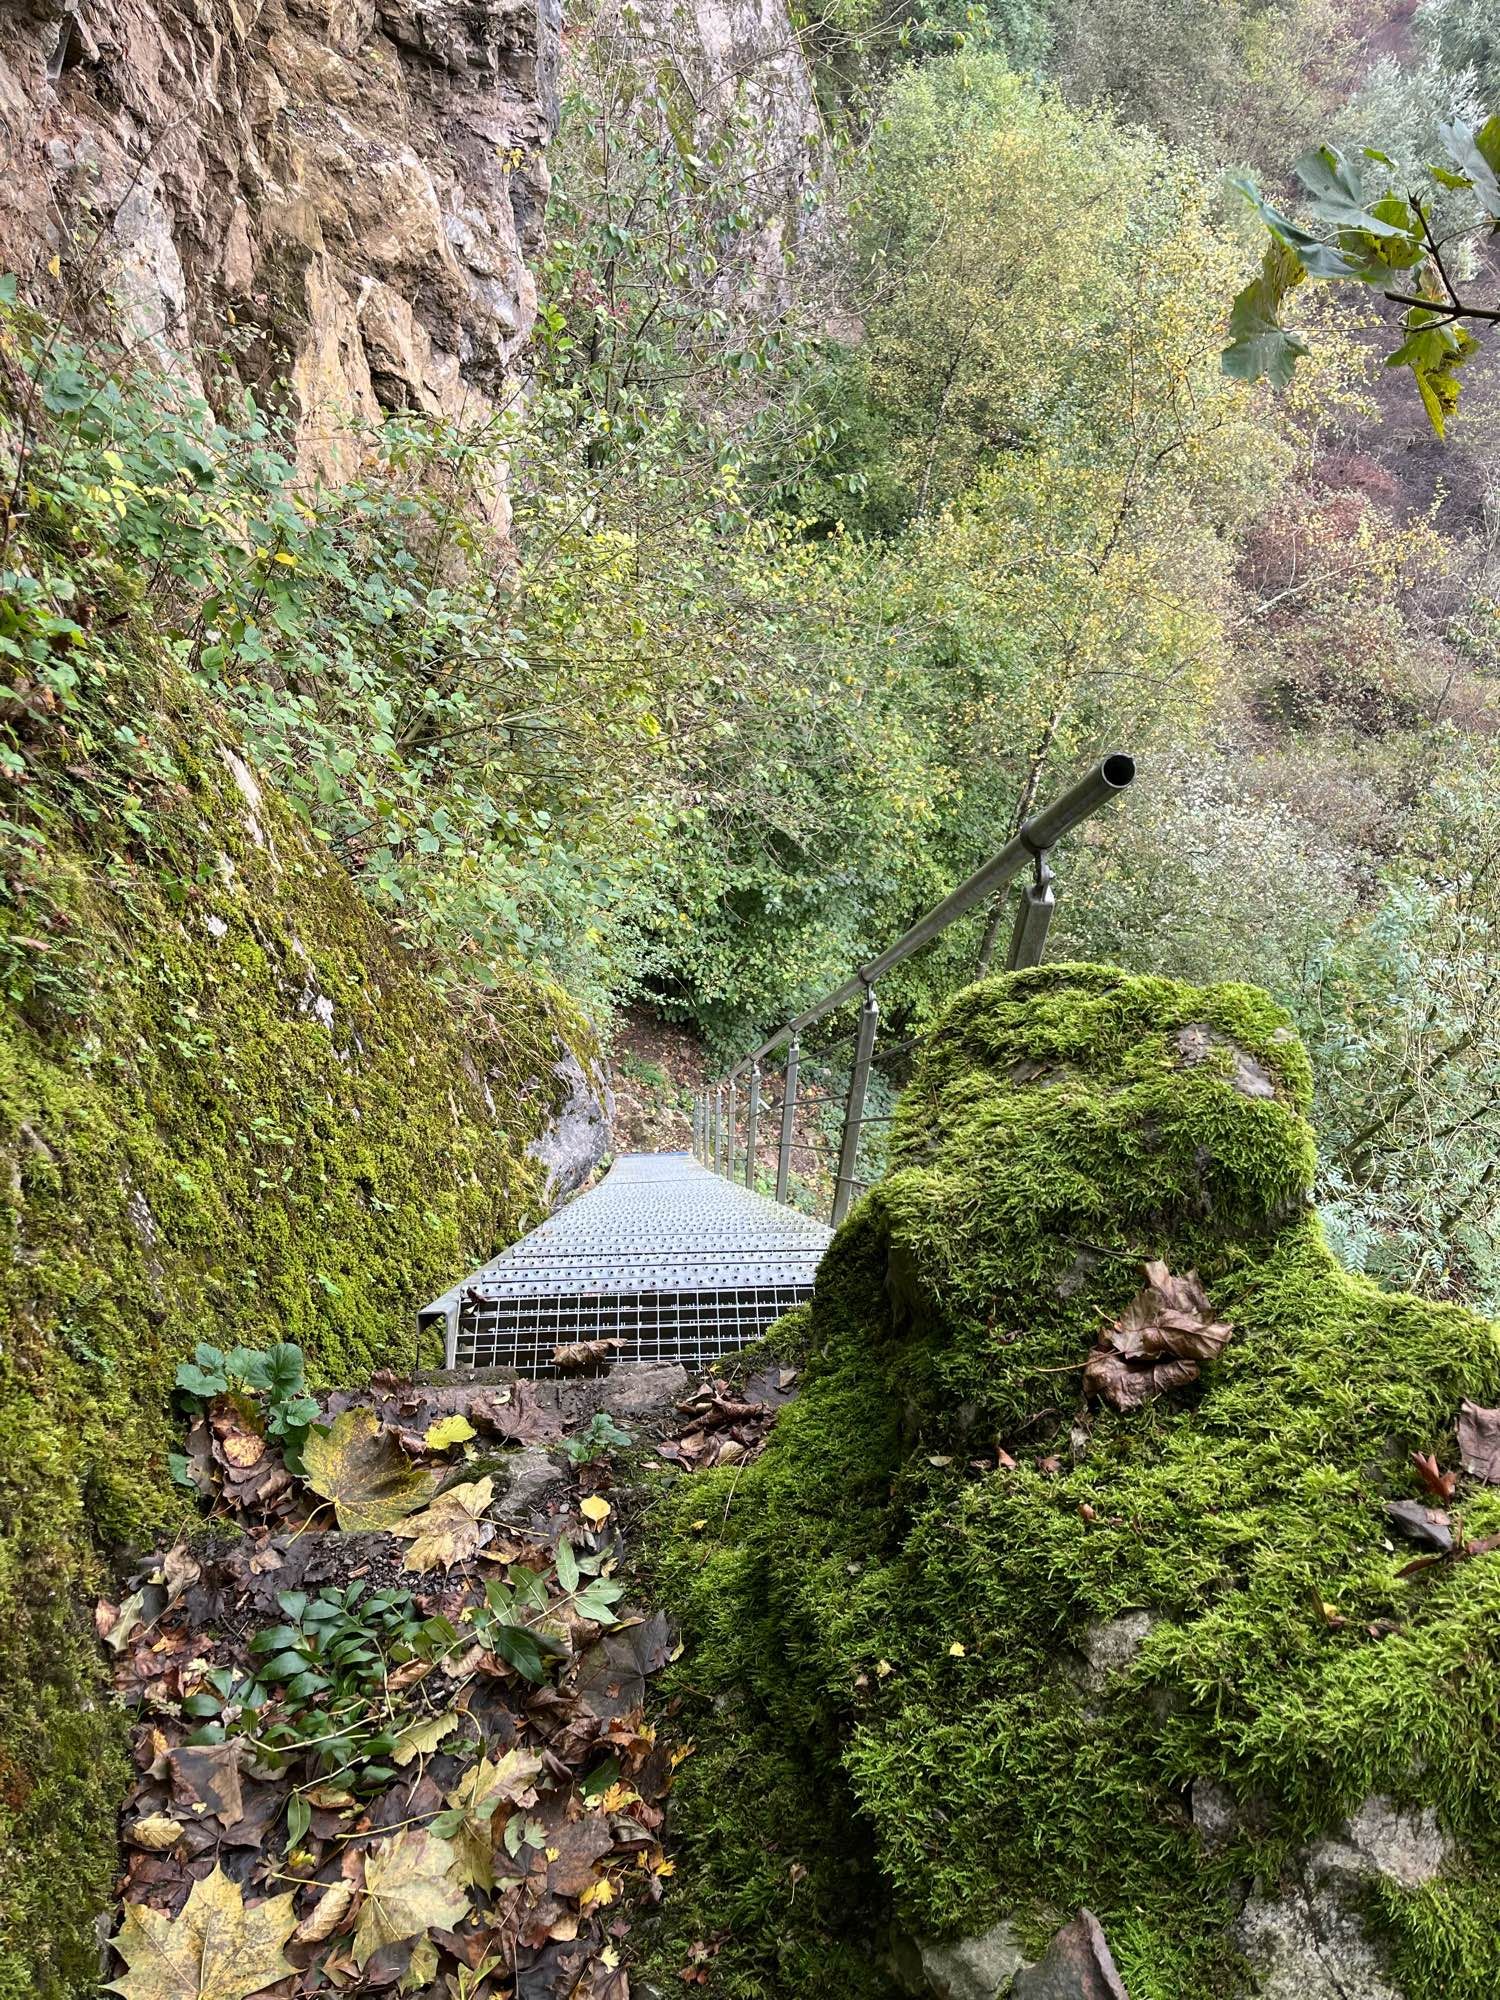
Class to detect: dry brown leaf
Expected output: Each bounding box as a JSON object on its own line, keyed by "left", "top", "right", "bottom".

{"left": 301, "top": 1408, "right": 442, "bottom": 1533}
{"left": 168, "top": 1743, "right": 244, "bottom": 1827}
{"left": 553, "top": 1338, "right": 623, "bottom": 1376}
{"left": 1084, "top": 1262, "right": 1232, "bottom": 1411}
{"left": 1458, "top": 1400, "right": 1500, "bottom": 1485}
{"left": 292, "top": 1881, "right": 354, "bottom": 1946}
{"left": 351, "top": 1830, "right": 468, "bottom": 1969}
{"left": 395, "top": 1478, "right": 495, "bottom": 1573}
{"left": 105, "top": 1864, "right": 295, "bottom": 2000}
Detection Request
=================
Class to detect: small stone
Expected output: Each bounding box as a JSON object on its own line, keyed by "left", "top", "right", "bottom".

{"left": 915, "top": 1919, "right": 1029, "bottom": 2000}
{"left": 494, "top": 1446, "right": 565, "bottom": 1520}
{"left": 1170, "top": 1025, "right": 1277, "bottom": 1099}
{"left": 1074, "top": 1610, "right": 1154, "bottom": 1686}
{"left": 1190, "top": 1776, "right": 1239, "bottom": 1850}
{"left": 598, "top": 1362, "right": 691, "bottom": 1421}
{"left": 1236, "top": 1883, "right": 1402, "bottom": 2000}
{"left": 1009, "top": 1910, "right": 1128, "bottom": 2000}
{"left": 1310, "top": 1794, "right": 1453, "bottom": 1891}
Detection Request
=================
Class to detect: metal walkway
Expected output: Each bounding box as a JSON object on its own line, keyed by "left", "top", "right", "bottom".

{"left": 420, "top": 1152, "right": 832, "bottom": 1374}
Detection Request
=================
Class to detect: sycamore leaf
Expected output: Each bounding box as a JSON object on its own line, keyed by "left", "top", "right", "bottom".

{"left": 1438, "top": 116, "right": 1500, "bottom": 219}
{"left": 424, "top": 1414, "right": 476, "bottom": 1451}
{"left": 396, "top": 1478, "right": 495, "bottom": 1573}
{"left": 439, "top": 1749, "right": 545, "bottom": 1889}
{"left": 1394, "top": 319, "right": 1479, "bottom": 438}
{"left": 1084, "top": 1261, "right": 1232, "bottom": 1411}
{"left": 1294, "top": 145, "right": 1413, "bottom": 239}
{"left": 106, "top": 1865, "right": 295, "bottom": 2000}
{"left": 301, "top": 1408, "right": 441, "bottom": 1532}
{"left": 352, "top": 1831, "right": 468, "bottom": 1969}
{"left": 1230, "top": 173, "right": 1364, "bottom": 280}
{"left": 1223, "top": 240, "right": 1311, "bottom": 388}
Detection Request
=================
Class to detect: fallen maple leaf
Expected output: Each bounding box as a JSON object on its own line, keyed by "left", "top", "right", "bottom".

{"left": 106, "top": 1864, "right": 295, "bottom": 2000}
{"left": 1458, "top": 1400, "right": 1500, "bottom": 1485}
{"left": 439, "top": 1749, "right": 545, "bottom": 1889}
{"left": 396, "top": 1478, "right": 496, "bottom": 1573}
{"left": 1084, "top": 1261, "right": 1232, "bottom": 1411}
{"left": 352, "top": 1830, "right": 469, "bottom": 1969}
{"left": 302, "top": 1408, "right": 442, "bottom": 1532}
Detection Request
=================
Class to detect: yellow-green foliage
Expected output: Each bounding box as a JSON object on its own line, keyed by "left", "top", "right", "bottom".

{"left": 648, "top": 966, "right": 1500, "bottom": 1999}
{"left": 0, "top": 604, "right": 597, "bottom": 1996}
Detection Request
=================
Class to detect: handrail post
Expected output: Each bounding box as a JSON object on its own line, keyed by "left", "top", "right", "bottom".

{"left": 776, "top": 1035, "right": 799, "bottom": 1204}
{"left": 1006, "top": 854, "right": 1056, "bottom": 971}
{"left": 692, "top": 1093, "right": 701, "bottom": 1161}
{"left": 832, "top": 986, "right": 879, "bottom": 1226}
{"left": 744, "top": 1061, "right": 761, "bottom": 1190}
{"left": 726, "top": 1076, "right": 737, "bottom": 1181}
{"left": 712, "top": 1086, "right": 723, "bottom": 1173}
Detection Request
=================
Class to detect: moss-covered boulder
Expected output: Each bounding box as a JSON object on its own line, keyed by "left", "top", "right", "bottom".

{"left": 0, "top": 629, "right": 602, "bottom": 1996}
{"left": 652, "top": 966, "right": 1500, "bottom": 2000}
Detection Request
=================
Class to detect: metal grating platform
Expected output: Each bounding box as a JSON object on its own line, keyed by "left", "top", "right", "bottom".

{"left": 419, "top": 1153, "right": 832, "bottom": 1376}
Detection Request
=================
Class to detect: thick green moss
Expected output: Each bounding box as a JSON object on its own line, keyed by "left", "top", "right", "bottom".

{"left": 648, "top": 966, "right": 1500, "bottom": 1998}
{"left": 0, "top": 623, "right": 599, "bottom": 1996}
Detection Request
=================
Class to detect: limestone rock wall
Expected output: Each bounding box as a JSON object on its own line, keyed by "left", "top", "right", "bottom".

{"left": 0, "top": 0, "right": 560, "bottom": 481}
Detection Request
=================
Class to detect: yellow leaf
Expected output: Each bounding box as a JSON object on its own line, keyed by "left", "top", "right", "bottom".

{"left": 47, "top": 253, "right": 61, "bottom": 277}
{"left": 948, "top": 1642, "right": 966, "bottom": 1658}
{"left": 126, "top": 1814, "right": 183, "bottom": 1851}
{"left": 579, "top": 1495, "right": 612, "bottom": 1527}
{"left": 292, "top": 1881, "right": 353, "bottom": 1946}
{"left": 301, "top": 1408, "right": 441, "bottom": 1532}
{"left": 106, "top": 1865, "right": 296, "bottom": 2000}
{"left": 390, "top": 1708, "right": 461, "bottom": 1766}
{"left": 441, "top": 1750, "right": 544, "bottom": 1891}
{"left": 875, "top": 1659, "right": 893, "bottom": 1678}
{"left": 395, "top": 1478, "right": 495, "bottom": 1573}
{"left": 424, "top": 1414, "right": 476, "bottom": 1451}
{"left": 272, "top": 551, "right": 298, "bottom": 566}
{"left": 579, "top": 1876, "right": 616, "bottom": 1910}
{"left": 352, "top": 1832, "right": 468, "bottom": 1970}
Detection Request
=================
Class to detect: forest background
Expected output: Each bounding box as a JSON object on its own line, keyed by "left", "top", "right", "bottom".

{"left": 9, "top": 0, "right": 1500, "bottom": 1308}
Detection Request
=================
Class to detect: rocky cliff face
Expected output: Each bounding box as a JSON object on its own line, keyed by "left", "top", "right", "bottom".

{"left": 0, "top": 0, "right": 560, "bottom": 481}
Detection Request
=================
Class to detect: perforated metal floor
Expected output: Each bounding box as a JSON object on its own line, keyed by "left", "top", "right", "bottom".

{"left": 419, "top": 1153, "right": 832, "bottom": 1375}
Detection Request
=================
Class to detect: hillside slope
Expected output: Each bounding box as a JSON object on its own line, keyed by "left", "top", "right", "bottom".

{"left": 0, "top": 577, "right": 600, "bottom": 1994}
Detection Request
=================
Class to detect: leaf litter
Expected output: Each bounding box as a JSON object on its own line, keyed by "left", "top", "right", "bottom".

{"left": 95, "top": 1357, "right": 782, "bottom": 2000}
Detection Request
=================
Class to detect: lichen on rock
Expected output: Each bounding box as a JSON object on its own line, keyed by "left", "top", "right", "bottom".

{"left": 647, "top": 964, "right": 1500, "bottom": 2000}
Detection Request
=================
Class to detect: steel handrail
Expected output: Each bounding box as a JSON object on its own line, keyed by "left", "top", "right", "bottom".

{"left": 693, "top": 753, "right": 1135, "bottom": 1221}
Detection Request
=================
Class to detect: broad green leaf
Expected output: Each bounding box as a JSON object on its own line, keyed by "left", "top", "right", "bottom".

{"left": 1222, "top": 242, "right": 1310, "bottom": 389}
{"left": 1438, "top": 117, "right": 1500, "bottom": 219}
{"left": 1294, "top": 145, "right": 1412, "bottom": 238}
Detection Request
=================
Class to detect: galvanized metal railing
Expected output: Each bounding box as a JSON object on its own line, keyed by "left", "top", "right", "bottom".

{"left": 691, "top": 754, "right": 1136, "bottom": 1224}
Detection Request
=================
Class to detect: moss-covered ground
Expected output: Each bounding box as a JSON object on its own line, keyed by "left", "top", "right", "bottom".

{"left": 644, "top": 965, "right": 1500, "bottom": 1998}
{"left": 0, "top": 571, "right": 599, "bottom": 1994}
